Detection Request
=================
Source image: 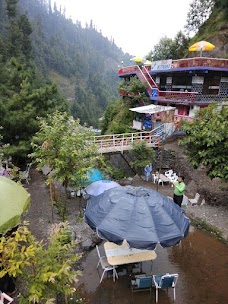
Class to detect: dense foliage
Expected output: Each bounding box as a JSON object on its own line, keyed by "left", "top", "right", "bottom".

{"left": 101, "top": 77, "right": 149, "bottom": 134}
{"left": 0, "top": 0, "right": 131, "bottom": 162}
{"left": 147, "top": 31, "right": 190, "bottom": 61}
{"left": 17, "top": 0, "right": 130, "bottom": 127}
{"left": 30, "top": 111, "right": 101, "bottom": 221}
{"left": 180, "top": 105, "right": 228, "bottom": 181}
{"left": 185, "top": 0, "right": 228, "bottom": 33}
{"left": 0, "top": 0, "right": 68, "bottom": 162}
{"left": 130, "top": 141, "right": 156, "bottom": 171}
{"left": 0, "top": 222, "right": 81, "bottom": 303}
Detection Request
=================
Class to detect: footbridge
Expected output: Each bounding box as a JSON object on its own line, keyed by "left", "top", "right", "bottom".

{"left": 92, "top": 124, "right": 172, "bottom": 154}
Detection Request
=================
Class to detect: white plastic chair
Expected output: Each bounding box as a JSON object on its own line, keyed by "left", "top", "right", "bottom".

{"left": 0, "top": 292, "right": 14, "bottom": 304}
{"left": 19, "top": 163, "right": 31, "bottom": 184}
{"left": 165, "top": 170, "right": 173, "bottom": 178}
{"left": 189, "top": 193, "right": 200, "bottom": 206}
{"left": 169, "top": 174, "right": 178, "bottom": 184}
{"left": 157, "top": 178, "right": 164, "bottom": 186}
{"left": 152, "top": 273, "right": 178, "bottom": 302}
{"left": 96, "top": 245, "right": 118, "bottom": 283}
{"left": 152, "top": 173, "right": 158, "bottom": 184}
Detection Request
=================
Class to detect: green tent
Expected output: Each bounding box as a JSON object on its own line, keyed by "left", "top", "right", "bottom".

{"left": 0, "top": 177, "right": 30, "bottom": 235}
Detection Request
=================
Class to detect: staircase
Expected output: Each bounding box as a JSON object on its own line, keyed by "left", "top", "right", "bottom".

{"left": 118, "top": 65, "right": 198, "bottom": 102}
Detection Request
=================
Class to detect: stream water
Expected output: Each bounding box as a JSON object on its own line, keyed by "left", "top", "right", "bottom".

{"left": 77, "top": 226, "right": 228, "bottom": 304}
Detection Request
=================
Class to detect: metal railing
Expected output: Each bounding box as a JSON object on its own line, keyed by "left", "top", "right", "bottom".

{"left": 92, "top": 124, "right": 166, "bottom": 154}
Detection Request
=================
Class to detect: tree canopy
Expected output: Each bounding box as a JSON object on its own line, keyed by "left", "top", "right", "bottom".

{"left": 0, "top": 0, "right": 68, "bottom": 162}
{"left": 180, "top": 104, "right": 228, "bottom": 181}
{"left": 30, "top": 111, "right": 101, "bottom": 220}
{"left": 147, "top": 31, "right": 190, "bottom": 61}
{"left": 185, "top": 0, "right": 215, "bottom": 34}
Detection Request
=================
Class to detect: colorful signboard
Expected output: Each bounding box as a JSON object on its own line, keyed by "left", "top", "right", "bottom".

{"left": 151, "top": 59, "right": 172, "bottom": 70}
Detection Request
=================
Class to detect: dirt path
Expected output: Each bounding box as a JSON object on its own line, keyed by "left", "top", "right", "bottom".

{"left": 23, "top": 169, "right": 228, "bottom": 244}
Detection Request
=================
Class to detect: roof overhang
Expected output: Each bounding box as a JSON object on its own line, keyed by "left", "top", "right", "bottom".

{"left": 129, "top": 104, "right": 176, "bottom": 114}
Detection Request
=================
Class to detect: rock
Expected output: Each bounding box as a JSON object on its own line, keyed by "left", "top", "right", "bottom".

{"left": 91, "top": 234, "right": 102, "bottom": 245}
{"left": 132, "top": 174, "right": 141, "bottom": 183}
{"left": 81, "top": 240, "right": 93, "bottom": 251}
{"left": 119, "top": 178, "right": 130, "bottom": 186}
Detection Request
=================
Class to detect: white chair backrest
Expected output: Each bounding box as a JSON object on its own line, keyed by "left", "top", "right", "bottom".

{"left": 165, "top": 170, "right": 173, "bottom": 176}
{"left": 195, "top": 193, "right": 200, "bottom": 201}
{"left": 200, "top": 199, "right": 206, "bottom": 206}
{"left": 26, "top": 163, "right": 31, "bottom": 173}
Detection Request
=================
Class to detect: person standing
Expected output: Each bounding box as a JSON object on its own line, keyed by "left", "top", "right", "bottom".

{"left": 144, "top": 164, "right": 152, "bottom": 182}
{"left": 173, "top": 176, "right": 186, "bottom": 207}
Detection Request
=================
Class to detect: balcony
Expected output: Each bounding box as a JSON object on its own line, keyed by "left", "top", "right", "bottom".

{"left": 171, "top": 57, "right": 228, "bottom": 69}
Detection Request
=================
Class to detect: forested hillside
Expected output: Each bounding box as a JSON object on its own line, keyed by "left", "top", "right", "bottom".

{"left": 0, "top": 0, "right": 131, "bottom": 162}
{"left": 18, "top": 0, "right": 131, "bottom": 127}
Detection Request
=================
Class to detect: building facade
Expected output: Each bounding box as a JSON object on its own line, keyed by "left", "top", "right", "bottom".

{"left": 118, "top": 57, "right": 228, "bottom": 129}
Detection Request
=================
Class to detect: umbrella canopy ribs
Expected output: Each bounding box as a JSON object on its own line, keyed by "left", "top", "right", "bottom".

{"left": 85, "top": 186, "right": 190, "bottom": 250}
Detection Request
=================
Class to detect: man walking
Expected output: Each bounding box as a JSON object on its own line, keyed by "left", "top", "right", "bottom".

{"left": 173, "top": 176, "right": 186, "bottom": 207}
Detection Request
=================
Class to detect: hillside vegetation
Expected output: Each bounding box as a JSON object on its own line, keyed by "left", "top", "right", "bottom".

{"left": 189, "top": 5, "right": 228, "bottom": 58}
{"left": 17, "top": 0, "right": 132, "bottom": 127}
{"left": 0, "top": 0, "right": 131, "bottom": 161}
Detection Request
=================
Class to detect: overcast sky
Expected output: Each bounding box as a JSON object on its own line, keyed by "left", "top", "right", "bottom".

{"left": 54, "top": 0, "right": 193, "bottom": 57}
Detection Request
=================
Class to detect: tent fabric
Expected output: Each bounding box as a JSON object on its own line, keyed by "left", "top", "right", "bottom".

{"left": 85, "top": 186, "right": 190, "bottom": 250}
{"left": 129, "top": 105, "right": 176, "bottom": 115}
{"left": 0, "top": 177, "right": 30, "bottom": 235}
{"left": 85, "top": 180, "right": 121, "bottom": 197}
{"left": 83, "top": 168, "right": 105, "bottom": 185}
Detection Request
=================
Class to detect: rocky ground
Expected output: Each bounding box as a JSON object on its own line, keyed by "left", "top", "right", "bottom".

{"left": 23, "top": 168, "right": 228, "bottom": 248}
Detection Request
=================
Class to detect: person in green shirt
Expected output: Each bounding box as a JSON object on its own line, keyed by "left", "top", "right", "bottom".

{"left": 173, "top": 176, "right": 186, "bottom": 207}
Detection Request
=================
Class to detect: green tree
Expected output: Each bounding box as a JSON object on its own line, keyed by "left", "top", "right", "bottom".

{"left": 102, "top": 77, "right": 149, "bottom": 134}
{"left": 0, "top": 58, "right": 67, "bottom": 162}
{"left": 0, "top": 222, "right": 81, "bottom": 303}
{"left": 149, "top": 36, "right": 174, "bottom": 61}
{"left": 185, "top": 0, "right": 215, "bottom": 34}
{"left": 180, "top": 104, "right": 228, "bottom": 181}
{"left": 30, "top": 111, "right": 100, "bottom": 221}
{"left": 148, "top": 32, "right": 190, "bottom": 61}
{"left": 130, "top": 141, "right": 156, "bottom": 172}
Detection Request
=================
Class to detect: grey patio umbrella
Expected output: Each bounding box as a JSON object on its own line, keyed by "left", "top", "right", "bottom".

{"left": 85, "top": 186, "right": 190, "bottom": 250}
{"left": 85, "top": 180, "right": 121, "bottom": 197}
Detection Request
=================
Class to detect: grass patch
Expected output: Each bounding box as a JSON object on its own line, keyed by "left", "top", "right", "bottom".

{"left": 191, "top": 217, "right": 228, "bottom": 245}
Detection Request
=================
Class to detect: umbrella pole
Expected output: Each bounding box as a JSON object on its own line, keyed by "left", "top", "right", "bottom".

{"left": 157, "top": 145, "right": 164, "bottom": 191}
{"left": 200, "top": 48, "right": 202, "bottom": 57}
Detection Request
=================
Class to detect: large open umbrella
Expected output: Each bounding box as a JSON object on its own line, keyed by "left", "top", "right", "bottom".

{"left": 0, "top": 177, "right": 30, "bottom": 235}
{"left": 189, "top": 40, "right": 215, "bottom": 57}
{"left": 85, "top": 186, "right": 190, "bottom": 250}
{"left": 85, "top": 180, "right": 121, "bottom": 197}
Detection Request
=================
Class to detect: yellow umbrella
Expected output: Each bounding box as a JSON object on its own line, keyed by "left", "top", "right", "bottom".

{"left": 189, "top": 41, "right": 215, "bottom": 56}
{"left": 130, "top": 56, "right": 144, "bottom": 63}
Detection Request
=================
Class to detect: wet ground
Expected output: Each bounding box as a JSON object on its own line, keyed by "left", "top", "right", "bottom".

{"left": 22, "top": 170, "right": 228, "bottom": 303}
{"left": 77, "top": 226, "right": 228, "bottom": 304}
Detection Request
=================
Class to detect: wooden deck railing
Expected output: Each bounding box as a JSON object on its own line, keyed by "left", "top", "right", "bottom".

{"left": 92, "top": 125, "right": 166, "bottom": 154}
